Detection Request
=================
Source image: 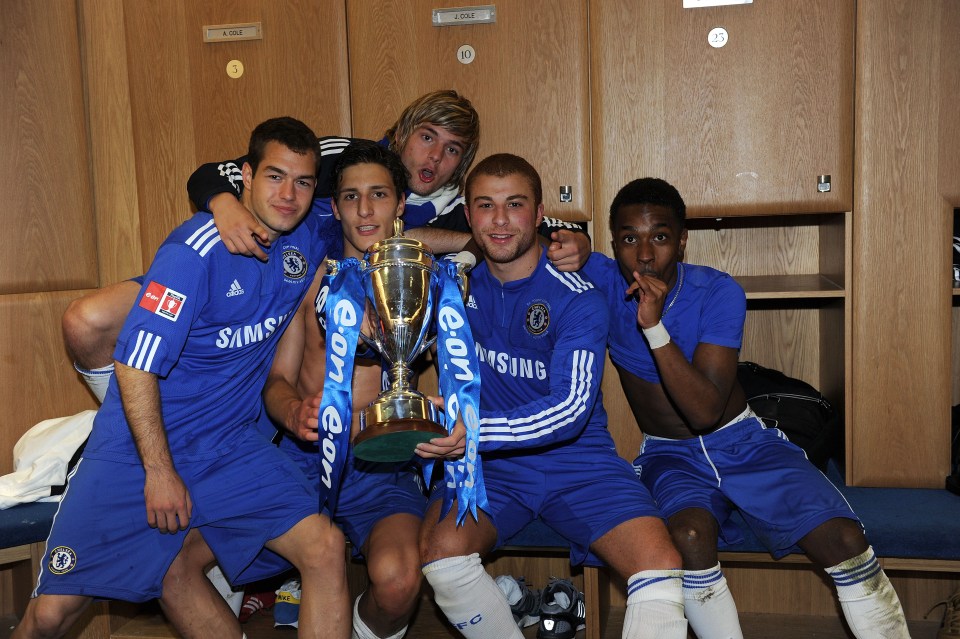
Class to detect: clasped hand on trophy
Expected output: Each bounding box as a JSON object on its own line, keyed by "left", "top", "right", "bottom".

{"left": 413, "top": 394, "right": 467, "bottom": 460}
{"left": 290, "top": 391, "right": 465, "bottom": 459}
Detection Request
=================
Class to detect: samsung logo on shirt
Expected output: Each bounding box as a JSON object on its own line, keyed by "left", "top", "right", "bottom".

{"left": 475, "top": 343, "right": 547, "bottom": 380}
{"left": 215, "top": 313, "right": 289, "bottom": 349}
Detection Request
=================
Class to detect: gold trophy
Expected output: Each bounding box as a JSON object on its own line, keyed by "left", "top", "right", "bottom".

{"left": 351, "top": 219, "right": 471, "bottom": 462}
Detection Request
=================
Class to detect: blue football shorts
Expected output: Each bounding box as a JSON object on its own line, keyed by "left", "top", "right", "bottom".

{"left": 634, "top": 412, "right": 859, "bottom": 558}
{"left": 279, "top": 435, "right": 426, "bottom": 557}
{"left": 429, "top": 439, "right": 663, "bottom": 566}
{"left": 36, "top": 429, "right": 318, "bottom": 601}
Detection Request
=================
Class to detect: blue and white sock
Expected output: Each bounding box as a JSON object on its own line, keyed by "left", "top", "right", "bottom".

{"left": 682, "top": 564, "right": 743, "bottom": 639}
{"left": 623, "top": 569, "right": 687, "bottom": 639}
{"left": 825, "top": 546, "right": 909, "bottom": 639}
{"left": 422, "top": 554, "right": 523, "bottom": 639}
{"left": 74, "top": 362, "right": 114, "bottom": 403}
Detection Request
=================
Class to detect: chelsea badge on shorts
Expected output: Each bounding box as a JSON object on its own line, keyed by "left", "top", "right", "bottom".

{"left": 282, "top": 248, "right": 308, "bottom": 282}
{"left": 48, "top": 546, "right": 77, "bottom": 574}
{"left": 525, "top": 302, "right": 550, "bottom": 336}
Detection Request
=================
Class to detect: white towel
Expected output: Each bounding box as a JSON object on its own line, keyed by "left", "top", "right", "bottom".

{"left": 0, "top": 410, "right": 95, "bottom": 509}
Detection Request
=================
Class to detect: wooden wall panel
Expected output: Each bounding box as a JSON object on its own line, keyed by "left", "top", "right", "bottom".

{"left": 346, "top": 0, "right": 591, "bottom": 221}
{"left": 122, "top": 0, "right": 351, "bottom": 264}
{"left": 851, "top": 0, "right": 952, "bottom": 487}
{"left": 78, "top": 0, "right": 144, "bottom": 286}
{"left": 589, "top": 0, "right": 854, "bottom": 221}
{"left": 0, "top": 0, "right": 98, "bottom": 294}
{"left": 0, "top": 292, "right": 98, "bottom": 477}
{"left": 684, "top": 219, "right": 824, "bottom": 278}
{"left": 184, "top": 1, "right": 351, "bottom": 163}
{"left": 123, "top": 1, "right": 199, "bottom": 267}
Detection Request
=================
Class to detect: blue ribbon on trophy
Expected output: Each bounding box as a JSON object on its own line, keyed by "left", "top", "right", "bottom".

{"left": 314, "top": 259, "right": 364, "bottom": 513}
{"left": 317, "top": 222, "right": 485, "bottom": 525}
{"left": 433, "top": 259, "right": 487, "bottom": 525}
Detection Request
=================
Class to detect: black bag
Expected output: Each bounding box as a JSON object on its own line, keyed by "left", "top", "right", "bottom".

{"left": 948, "top": 405, "right": 960, "bottom": 496}
{"left": 736, "top": 361, "right": 842, "bottom": 471}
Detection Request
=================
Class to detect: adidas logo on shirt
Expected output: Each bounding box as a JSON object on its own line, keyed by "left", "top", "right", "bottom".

{"left": 226, "top": 279, "right": 245, "bottom": 297}
{"left": 466, "top": 294, "right": 478, "bottom": 309}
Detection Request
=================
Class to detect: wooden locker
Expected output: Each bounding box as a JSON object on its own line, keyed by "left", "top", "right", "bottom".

{"left": 119, "top": 0, "right": 352, "bottom": 264}
{"left": 346, "top": 0, "right": 591, "bottom": 222}
{"left": 589, "top": 0, "right": 854, "bottom": 220}
{"left": 1, "top": 0, "right": 98, "bottom": 294}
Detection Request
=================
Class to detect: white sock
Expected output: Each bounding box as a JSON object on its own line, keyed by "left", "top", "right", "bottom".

{"left": 74, "top": 362, "right": 114, "bottom": 403}
{"left": 352, "top": 592, "right": 407, "bottom": 639}
{"left": 205, "top": 565, "right": 243, "bottom": 617}
{"left": 623, "top": 569, "right": 687, "bottom": 639}
{"left": 682, "top": 564, "right": 743, "bottom": 639}
{"left": 825, "top": 546, "right": 910, "bottom": 639}
{"left": 422, "top": 554, "right": 523, "bottom": 638}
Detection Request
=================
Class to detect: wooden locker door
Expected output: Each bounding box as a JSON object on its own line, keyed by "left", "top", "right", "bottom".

{"left": 1, "top": 0, "right": 97, "bottom": 294}
{"left": 121, "top": 0, "right": 351, "bottom": 263}
{"left": 0, "top": 1, "right": 100, "bottom": 492}
{"left": 590, "top": 0, "right": 854, "bottom": 219}
{"left": 346, "top": 0, "right": 591, "bottom": 222}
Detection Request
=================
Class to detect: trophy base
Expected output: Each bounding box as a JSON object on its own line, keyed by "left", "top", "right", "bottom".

{"left": 353, "top": 419, "right": 447, "bottom": 462}
{"left": 354, "top": 393, "right": 446, "bottom": 462}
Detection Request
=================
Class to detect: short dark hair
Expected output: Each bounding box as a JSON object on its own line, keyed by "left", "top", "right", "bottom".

{"left": 465, "top": 153, "right": 542, "bottom": 207}
{"left": 247, "top": 116, "right": 320, "bottom": 175}
{"left": 332, "top": 140, "right": 408, "bottom": 199}
{"left": 384, "top": 90, "right": 480, "bottom": 192}
{"left": 608, "top": 178, "right": 686, "bottom": 234}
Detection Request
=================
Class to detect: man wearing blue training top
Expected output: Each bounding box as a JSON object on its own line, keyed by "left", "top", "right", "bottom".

{"left": 14, "top": 117, "right": 350, "bottom": 639}
{"left": 418, "top": 155, "right": 688, "bottom": 639}
{"left": 581, "top": 177, "right": 910, "bottom": 639}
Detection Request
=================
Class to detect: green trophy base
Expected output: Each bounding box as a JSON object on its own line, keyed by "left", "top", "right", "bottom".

{"left": 354, "top": 392, "right": 446, "bottom": 462}
{"left": 353, "top": 420, "right": 446, "bottom": 462}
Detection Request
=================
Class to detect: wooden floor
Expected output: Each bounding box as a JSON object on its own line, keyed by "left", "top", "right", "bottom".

{"left": 0, "top": 608, "right": 944, "bottom": 639}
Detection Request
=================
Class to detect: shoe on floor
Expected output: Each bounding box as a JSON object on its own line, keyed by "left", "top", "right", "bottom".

{"left": 927, "top": 588, "right": 960, "bottom": 639}
{"left": 537, "top": 577, "right": 586, "bottom": 639}
{"left": 274, "top": 578, "right": 301, "bottom": 629}
{"left": 495, "top": 574, "right": 542, "bottom": 628}
{"left": 238, "top": 591, "right": 276, "bottom": 623}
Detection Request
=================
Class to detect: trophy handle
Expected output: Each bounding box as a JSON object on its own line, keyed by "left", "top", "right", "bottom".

{"left": 454, "top": 262, "right": 471, "bottom": 302}
{"left": 417, "top": 335, "right": 437, "bottom": 359}
{"left": 359, "top": 332, "right": 393, "bottom": 364}
{"left": 446, "top": 251, "right": 476, "bottom": 302}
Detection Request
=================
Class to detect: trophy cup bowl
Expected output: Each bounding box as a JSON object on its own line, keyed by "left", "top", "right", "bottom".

{"left": 352, "top": 220, "right": 448, "bottom": 462}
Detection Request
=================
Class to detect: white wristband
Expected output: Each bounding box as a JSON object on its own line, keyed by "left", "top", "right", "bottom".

{"left": 642, "top": 321, "right": 671, "bottom": 350}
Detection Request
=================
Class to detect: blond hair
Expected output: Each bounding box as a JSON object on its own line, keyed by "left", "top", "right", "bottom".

{"left": 384, "top": 90, "right": 480, "bottom": 192}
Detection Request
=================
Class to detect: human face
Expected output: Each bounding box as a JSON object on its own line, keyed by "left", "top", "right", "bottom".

{"left": 332, "top": 162, "right": 404, "bottom": 258}
{"left": 611, "top": 203, "right": 688, "bottom": 288}
{"left": 400, "top": 124, "right": 466, "bottom": 196}
{"left": 241, "top": 141, "right": 317, "bottom": 242}
{"left": 465, "top": 173, "right": 544, "bottom": 280}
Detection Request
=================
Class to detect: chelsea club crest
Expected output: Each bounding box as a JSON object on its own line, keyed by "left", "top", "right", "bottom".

{"left": 48, "top": 546, "right": 77, "bottom": 574}
{"left": 282, "top": 249, "right": 307, "bottom": 281}
{"left": 525, "top": 302, "right": 550, "bottom": 336}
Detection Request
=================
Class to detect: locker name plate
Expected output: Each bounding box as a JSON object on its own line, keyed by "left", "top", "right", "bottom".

{"left": 433, "top": 6, "right": 496, "bottom": 26}
{"left": 203, "top": 23, "right": 263, "bottom": 43}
